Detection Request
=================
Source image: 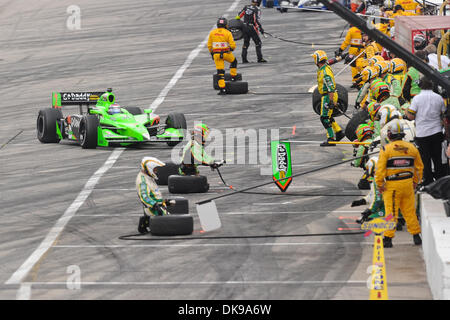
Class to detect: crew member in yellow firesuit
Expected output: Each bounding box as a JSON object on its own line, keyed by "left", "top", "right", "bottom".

{"left": 208, "top": 17, "right": 238, "bottom": 95}
{"left": 335, "top": 25, "right": 365, "bottom": 88}
{"left": 312, "top": 50, "right": 345, "bottom": 147}
{"left": 374, "top": 119, "right": 424, "bottom": 248}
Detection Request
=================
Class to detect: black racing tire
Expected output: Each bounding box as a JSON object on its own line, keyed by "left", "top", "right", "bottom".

{"left": 37, "top": 108, "right": 63, "bottom": 143}
{"left": 124, "top": 107, "right": 142, "bottom": 115}
{"left": 165, "top": 112, "right": 187, "bottom": 147}
{"left": 225, "top": 81, "right": 248, "bottom": 94}
{"left": 166, "top": 197, "right": 189, "bottom": 214}
{"left": 312, "top": 84, "right": 348, "bottom": 117}
{"left": 213, "top": 73, "right": 243, "bottom": 90}
{"left": 156, "top": 162, "right": 180, "bottom": 185}
{"left": 266, "top": 0, "right": 274, "bottom": 8}
{"left": 344, "top": 109, "right": 369, "bottom": 141}
{"left": 149, "top": 215, "right": 194, "bottom": 236}
{"left": 228, "top": 19, "right": 244, "bottom": 41}
{"left": 79, "top": 115, "right": 99, "bottom": 149}
{"left": 168, "top": 175, "right": 210, "bottom": 194}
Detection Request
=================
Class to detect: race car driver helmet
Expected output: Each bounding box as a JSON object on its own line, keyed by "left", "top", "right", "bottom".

{"left": 108, "top": 103, "right": 121, "bottom": 115}
{"left": 312, "top": 50, "right": 328, "bottom": 66}
{"left": 356, "top": 123, "right": 374, "bottom": 142}
{"left": 141, "top": 157, "right": 166, "bottom": 180}
{"left": 386, "top": 119, "right": 405, "bottom": 141}
{"left": 193, "top": 123, "right": 210, "bottom": 143}
{"left": 367, "top": 101, "right": 382, "bottom": 121}
{"left": 217, "top": 17, "right": 228, "bottom": 29}
{"left": 414, "top": 33, "right": 427, "bottom": 51}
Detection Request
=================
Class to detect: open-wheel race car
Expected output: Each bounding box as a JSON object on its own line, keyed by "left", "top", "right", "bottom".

{"left": 37, "top": 89, "right": 186, "bottom": 149}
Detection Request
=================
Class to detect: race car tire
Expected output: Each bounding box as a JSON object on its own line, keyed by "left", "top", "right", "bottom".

{"left": 228, "top": 19, "right": 244, "bottom": 41}
{"left": 225, "top": 81, "right": 248, "bottom": 94}
{"left": 344, "top": 109, "right": 369, "bottom": 141}
{"left": 149, "top": 215, "right": 193, "bottom": 236}
{"left": 37, "top": 108, "right": 63, "bottom": 143}
{"left": 165, "top": 113, "right": 187, "bottom": 147}
{"left": 213, "top": 73, "right": 243, "bottom": 90}
{"left": 124, "top": 107, "right": 142, "bottom": 115}
{"left": 156, "top": 162, "right": 180, "bottom": 185}
{"left": 166, "top": 197, "right": 189, "bottom": 214}
{"left": 79, "top": 115, "right": 99, "bottom": 149}
{"left": 168, "top": 175, "right": 210, "bottom": 194}
{"left": 312, "top": 84, "right": 348, "bottom": 117}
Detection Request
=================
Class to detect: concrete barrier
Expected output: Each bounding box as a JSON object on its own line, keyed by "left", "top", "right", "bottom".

{"left": 420, "top": 193, "right": 450, "bottom": 299}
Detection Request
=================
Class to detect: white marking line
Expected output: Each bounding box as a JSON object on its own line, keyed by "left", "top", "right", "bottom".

{"left": 52, "top": 242, "right": 370, "bottom": 249}
{"left": 5, "top": 149, "right": 124, "bottom": 286}
{"left": 22, "top": 280, "right": 367, "bottom": 286}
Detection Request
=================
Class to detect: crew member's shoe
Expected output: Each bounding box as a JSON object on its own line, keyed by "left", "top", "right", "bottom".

{"left": 138, "top": 216, "right": 150, "bottom": 234}
{"left": 217, "top": 88, "right": 227, "bottom": 95}
{"left": 258, "top": 58, "right": 268, "bottom": 63}
{"left": 383, "top": 236, "right": 393, "bottom": 248}
{"left": 242, "top": 59, "right": 249, "bottom": 64}
{"left": 335, "top": 131, "right": 345, "bottom": 141}
{"left": 320, "top": 138, "right": 336, "bottom": 147}
{"left": 413, "top": 234, "right": 422, "bottom": 245}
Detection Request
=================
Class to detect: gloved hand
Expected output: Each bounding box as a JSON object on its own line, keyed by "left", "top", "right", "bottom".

{"left": 370, "top": 140, "right": 380, "bottom": 149}
{"left": 356, "top": 208, "right": 372, "bottom": 224}
{"left": 351, "top": 198, "right": 367, "bottom": 207}
{"left": 211, "top": 52, "right": 215, "bottom": 61}
{"left": 260, "top": 27, "right": 265, "bottom": 35}
{"left": 334, "top": 48, "right": 343, "bottom": 57}
{"left": 344, "top": 54, "right": 354, "bottom": 64}
{"left": 354, "top": 102, "right": 360, "bottom": 109}
{"left": 164, "top": 199, "right": 176, "bottom": 206}
{"left": 211, "top": 160, "right": 225, "bottom": 169}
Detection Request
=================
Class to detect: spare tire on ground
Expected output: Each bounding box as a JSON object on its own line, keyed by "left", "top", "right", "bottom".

{"left": 166, "top": 197, "right": 189, "bottom": 214}
{"left": 168, "top": 175, "right": 209, "bottom": 194}
{"left": 213, "top": 73, "right": 242, "bottom": 90}
{"left": 225, "top": 81, "right": 248, "bottom": 94}
{"left": 228, "top": 19, "right": 244, "bottom": 41}
{"left": 312, "top": 84, "right": 348, "bottom": 117}
{"left": 344, "top": 109, "right": 369, "bottom": 141}
{"left": 156, "top": 162, "right": 180, "bottom": 185}
{"left": 149, "top": 215, "right": 193, "bottom": 236}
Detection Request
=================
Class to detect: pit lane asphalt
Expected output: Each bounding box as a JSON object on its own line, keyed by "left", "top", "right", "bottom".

{"left": 0, "top": 0, "right": 431, "bottom": 299}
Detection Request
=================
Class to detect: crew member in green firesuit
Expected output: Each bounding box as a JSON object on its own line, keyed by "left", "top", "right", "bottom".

{"left": 179, "top": 123, "right": 224, "bottom": 175}
{"left": 136, "top": 157, "right": 175, "bottom": 234}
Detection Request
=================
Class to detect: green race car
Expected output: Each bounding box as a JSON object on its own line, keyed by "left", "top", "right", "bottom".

{"left": 37, "top": 89, "right": 186, "bottom": 148}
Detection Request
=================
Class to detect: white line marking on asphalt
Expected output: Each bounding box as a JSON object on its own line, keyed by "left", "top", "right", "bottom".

{"left": 52, "top": 242, "right": 370, "bottom": 249}
{"left": 5, "top": 149, "right": 125, "bottom": 288}
{"left": 21, "top": 280, "right": 368, "bottom": 286}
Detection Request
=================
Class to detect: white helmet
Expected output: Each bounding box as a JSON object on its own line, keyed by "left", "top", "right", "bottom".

{"left": 141, "top": 157, "right": 165, "bottom": 179}
{"left": 365, "top": 156, "right": 379, "bottom": 177}
{"left": 386, "top": 119, "right": 405, "bottom": 140}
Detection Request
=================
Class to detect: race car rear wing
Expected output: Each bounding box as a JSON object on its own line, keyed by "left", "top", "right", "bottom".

{"left": 52, "top": 91, "right": 105, "bottom": 107}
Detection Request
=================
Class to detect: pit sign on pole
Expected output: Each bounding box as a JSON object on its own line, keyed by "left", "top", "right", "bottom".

{"left": 271, "top": 140, "right": 292, "bottom": 192}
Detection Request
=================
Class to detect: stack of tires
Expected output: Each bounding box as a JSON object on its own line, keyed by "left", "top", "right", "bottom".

{"left": 149, "top": 197, "right": 193, "bottom": 236}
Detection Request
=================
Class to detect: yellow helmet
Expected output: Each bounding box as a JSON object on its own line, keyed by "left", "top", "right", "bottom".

{"left": 312, "top": 50, "right": 328, "bottom": 65}
{"left": 368, "top": 55, "right": 384, "bottom": 67}
{"left": 360, "top": 66, "right": 378, "bottom": 83}
{"left": 374, "top": 61, "right": 390, "bottom": 76}
{"left": 390, "top": 58, "right": 406, "bottom": 74}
